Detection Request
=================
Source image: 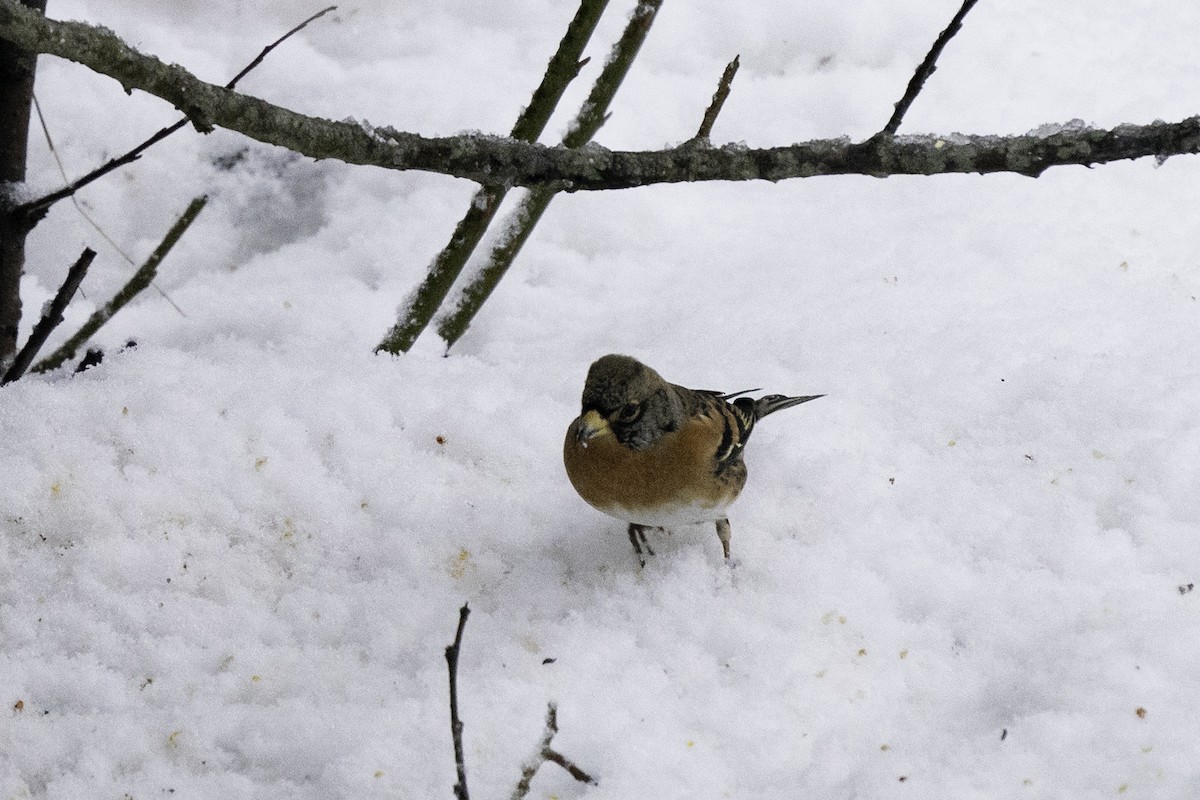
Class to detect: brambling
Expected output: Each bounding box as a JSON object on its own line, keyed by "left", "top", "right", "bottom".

{"left": 563, "top": 354, "right": 822, "bottom": 564}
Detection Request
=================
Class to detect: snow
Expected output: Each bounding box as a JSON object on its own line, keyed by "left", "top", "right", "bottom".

{"left": 4, "top": 0, "right": 1200, "bottom": 798}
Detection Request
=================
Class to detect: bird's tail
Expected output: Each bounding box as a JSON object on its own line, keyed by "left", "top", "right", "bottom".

{"left": 751, "top": 393, "right": 824, "bottom": 420}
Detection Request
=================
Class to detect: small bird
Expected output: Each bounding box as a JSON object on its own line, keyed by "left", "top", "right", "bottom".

{"left": 563, "top": 354, "right": 822, "bottom": 564}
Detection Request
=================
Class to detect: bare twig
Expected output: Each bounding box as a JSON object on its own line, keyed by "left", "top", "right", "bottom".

{"left": 226, "top": 5, "right": 337, "bottom": 88}
{"left": 692, "top": 55, "right": 740, "bottom": 143}
{"left": 880, "top": 0, "right": 980, "bottom": 136}
{"left": 31, "top": 92, "right": 186, "bottom": 317}
{"left": 12, "top": 5, "right": 336, "bottom": 224}
{"left": 445, "top": 603, "right": 471, "bottom": 800}
{"left": 440, "top": 606, "right": 596, "bottom": 800}
{"left": 511, "top": 702, "right": 597, "bottom": 800}
{"left": 31, "top": 196, "right": 206, "bottom": 374}
{"left": 2, "top": 248, "right": 94, "bottom": 385}
{"left": 435, "top": 0, "right": 664, "bottom": 350}
{"left": 375, "top": 0, "right": 610, "bottom": 355}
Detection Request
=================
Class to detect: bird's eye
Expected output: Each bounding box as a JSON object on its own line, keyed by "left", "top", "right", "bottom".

{"left": 616, "top": 402, "right": 641, "bottom": 422}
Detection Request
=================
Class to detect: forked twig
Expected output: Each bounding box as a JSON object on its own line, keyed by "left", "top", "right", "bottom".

{"left": 2, "top": 248, "right": 95, "bottom": 385}
{"left": 14, "top": 6, "right": 337, "bottom": 223}
{"left": 31, "top": 196, "right": 207, "bottom": 374}
{"left": 879, "top": 0, "right": 980, "bottom": 136}
{"left": 692, "top": 54, "right": 740, "bottom": 143}
{"left": 511, "top": 703, "right": 597, "bottom": 800}
{"left": 445, "top": 603, "right": 472, "bottom": 800}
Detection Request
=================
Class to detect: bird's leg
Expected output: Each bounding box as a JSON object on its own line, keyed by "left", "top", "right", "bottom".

{"left": 715, "top": 518, "right": 732, "bottom": 560}
{"left": 627, "top": 523, "right": 657, "bottom": 566}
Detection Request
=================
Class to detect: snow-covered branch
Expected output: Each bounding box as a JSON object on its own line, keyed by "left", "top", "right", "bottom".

{"left": 3, "top": 0, "right": 1200, "bottom": 191}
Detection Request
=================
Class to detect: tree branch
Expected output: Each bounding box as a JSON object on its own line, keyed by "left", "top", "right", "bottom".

{"left": 880, "top": 0, "right": 980, "bottom": 136}
{"left": 2, "top": 247, "right": 94, "bottom": 385}
{"left": 2, "top": 0, "right": 1199, "bottom": 191}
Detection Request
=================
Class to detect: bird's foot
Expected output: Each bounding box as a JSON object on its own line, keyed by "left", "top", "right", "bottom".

{"left": 628, "top": 523, "right": 662, "bottom": 567}
{"left": 715, "top": 518, "right": 732, "bottom": 561}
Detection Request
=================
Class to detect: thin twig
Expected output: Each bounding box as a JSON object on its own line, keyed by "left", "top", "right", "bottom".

{"left": 31, "top": 196, "right": 206, "bottom": 374}
{"left": 511, "top": 702, "right": 597, "bottom": 800}
{"left": 439, "top": 609, "right": 596, "bottom": 800}
{"left": 692, "top": 55, "right": 740, "bottom": 143}
{"left": 879, "top": 0, "right": 980, "bottom": 136}
{"left": 13, "top": 6, "right": 337, "bottom": 223}
{"left": 31, "top": 92, "right": 186, "bottom": 317}
{"left": 445, "top": 603, "right": 471, "bottom": 800}
{"left": 435, "top": 0, "right": 664, "bottom": 351}
{"left": 226, "top": 5, "right": 337, "bottom": 88}
{"left": 374, "top": 0, "right": 610, "bottom": 355}
{"left": 2, "top": 248, "right": 95, "bottom": 385}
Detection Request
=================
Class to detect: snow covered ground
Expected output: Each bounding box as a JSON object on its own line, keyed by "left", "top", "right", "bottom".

{"left": 4, "top": 0, "right": 1200, "bottom": 797}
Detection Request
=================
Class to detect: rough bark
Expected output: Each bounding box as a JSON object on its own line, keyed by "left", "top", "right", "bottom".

{"left": 2, "top": 0, "right": 1199, "bottom": 195}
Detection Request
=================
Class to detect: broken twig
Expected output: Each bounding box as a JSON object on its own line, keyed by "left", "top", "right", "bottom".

{"left": 2, "top": 248, "right": 95, "bottom": 385}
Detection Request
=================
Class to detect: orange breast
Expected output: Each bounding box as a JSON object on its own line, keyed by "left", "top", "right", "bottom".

{"left": 563, "top": 414, "right": 745, "bottom": 525}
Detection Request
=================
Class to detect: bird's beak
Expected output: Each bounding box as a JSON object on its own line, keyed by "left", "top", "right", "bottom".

{"left": 574, "top": 409, "right": 611, "bottom": 445}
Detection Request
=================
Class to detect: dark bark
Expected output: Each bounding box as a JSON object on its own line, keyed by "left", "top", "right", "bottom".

{"left": 0, "top": 0, "right": 45, "bottom": 363}
{"left": 1, "top": 246, "right": 92, "bottom": 385}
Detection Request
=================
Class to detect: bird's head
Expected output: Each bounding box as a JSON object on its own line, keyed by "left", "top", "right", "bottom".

{"left": 575, "top": 354, "right": 683, "bottom": 451}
